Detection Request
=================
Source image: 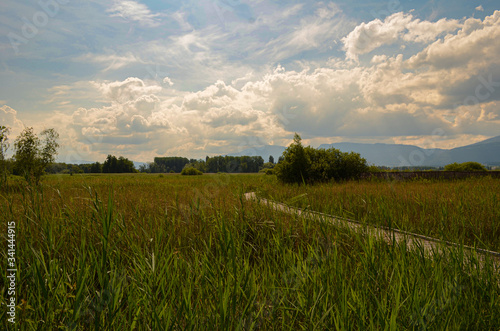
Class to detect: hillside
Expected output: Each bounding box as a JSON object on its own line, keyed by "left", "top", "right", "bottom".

{"left": 319, "top": 136, "right": 500, "bottom": 167}
{"left": 227, "top": 135, "right": 500, "bottom": 167}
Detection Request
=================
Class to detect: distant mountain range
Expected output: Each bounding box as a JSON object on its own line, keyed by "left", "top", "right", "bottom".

{"left": 228, "top": 135, "right": 500, "bottom": 167}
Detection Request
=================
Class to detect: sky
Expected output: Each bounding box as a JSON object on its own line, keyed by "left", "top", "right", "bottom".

{"left": 1, "top": 0, "right": 499, "bottom": 163}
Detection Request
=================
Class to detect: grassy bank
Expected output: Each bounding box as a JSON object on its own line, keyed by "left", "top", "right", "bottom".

{"left": 1, "top": 174, "right": 499, "bottom": 329}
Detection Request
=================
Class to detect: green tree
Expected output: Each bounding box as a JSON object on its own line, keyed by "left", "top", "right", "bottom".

{"left": 102, "top": 155, "right": 117, "bottom": 173}
{"left": 117, "top": 156, "right": 136, "bottom": 173}
{"left": 261, "top": 162, "right": 275, "bottom": 170}
{"left": 0, "top": 126, "right": 10, "bottom": 186}
{"left": 274, "top": 133, "right": 368, "bottom": 184}
{"left": 269, "top": 155, "right": 275, "bottom": 164}
{"left": 90, "top": 162, "right": 102, "bottom": 173}
{"left": 102, "top": 155, "right": 136, "bottom": 173}
{"left": 13, "top": 127, "right": 60, "bottom": 185}
{"left": 274, "top": 133, "right": 310, "bottom": 184}
{"left": 444, "top": 162, "right": 487, "bottom": 172}
{"left": 70, "top": 165, "right": 83, "bottom": 175}
{"left": 154, "top": 157, "right": 190, "bottom": 173}
{"left": 306, "top": 147, "right": 339, "bottom": 182}
{"left": 181, "top": 167, "right": 203, "bottom": 175}
{"left": 183, "top": 160, "right": 206, "bottom": 173}
{"left": 338, "top": 151, "right": 369, "bottom": 180}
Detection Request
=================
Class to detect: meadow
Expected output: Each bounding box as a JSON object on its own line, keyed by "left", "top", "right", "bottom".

{"left": 1, "top": 173, "right": 499, "bottom": 329}
{"left": 259, "top": 175, "right": 500, "bottom": 252}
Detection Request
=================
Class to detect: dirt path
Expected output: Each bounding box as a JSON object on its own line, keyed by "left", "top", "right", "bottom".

{"left": 244, "top": 192, "right": 500, "bottom": 270}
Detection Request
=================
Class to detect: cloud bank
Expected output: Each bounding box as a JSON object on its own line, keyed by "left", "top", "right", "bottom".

{"left": 2, "top": 5, "right": 499, "bottom": 162}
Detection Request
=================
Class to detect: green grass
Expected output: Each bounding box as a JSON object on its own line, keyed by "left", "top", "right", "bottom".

{"left": 1, "top": 174, "right": 499, "bottom": 329}
{"left": 258, "top": 176, "right": 500, "bottom": 252}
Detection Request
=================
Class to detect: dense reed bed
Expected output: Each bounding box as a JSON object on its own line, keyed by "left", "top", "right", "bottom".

{"left": 260, "top": 176, "right": 500, "bottom": 252}
{"left": 1, "top": 174, "right": 499, "bottom": 329}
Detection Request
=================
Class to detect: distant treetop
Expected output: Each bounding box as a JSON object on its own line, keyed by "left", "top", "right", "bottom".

{"left": 444, "top": 162, "right": 487, "bottom": 172}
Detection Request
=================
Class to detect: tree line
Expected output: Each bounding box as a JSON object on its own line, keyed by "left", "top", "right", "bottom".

{"left": 139, "top": 155, "right": 266, "bottom": 174}
{"left": 45, "top": 155, "right": 268, "bottom": 175}
{"left": 1, "top": 126, "right": 491, "bottom": 188}
{"left": 44, "top": 155, "right": 137, "bottom": 174}
{"left": 0, "top": 125, "right": 141, "bottom": 185}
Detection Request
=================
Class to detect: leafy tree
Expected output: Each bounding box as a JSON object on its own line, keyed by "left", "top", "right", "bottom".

{"left": 70, "top": 165, "right": 83, "bottom": 175}
{"left": 181, "top": 167, "right": 203, "bottom": 175}
{"left": 45, "top": 163, "right": 98, "bottom": 174}
{"left": 205, "top": 155, "right": 263, "bottom": 173}
{"left": 306, "top": 146, "right": 339, "bottom": 182}
{"left": 0, "top": 126, "right": 10, "bottom": 186}
{"left": 263, "top": 168, "right": 274, "bottom": 175}
{"left": 337, "top": 151, "right": 369, "bottom": 180}
{"left": 13, "top": 127, "right": 59, "bottom": 185}
{"left": 102, "top": 155, "right": 117, "bottom": 173}
{"left": 274, "top": 133, "right": 310, "bottom": 183}
{"left": 444, "top": 162, "right": 487, "bottom": 172}
{"left": 102, "top": 155, "right": 136, "bottom": 173}
{"left": 183, "top": 160, "right": 206, "bottom": 173}
{"left": 367, "top": 165, "right": 383, "bottom": 173}
{"left": 139, "top": 162, "right": 166, "bottom": 173}
{"left": 90, "top": 162, "right": 102, "bottom": 173}
{"left": 154, "top": 157, "right": 190, "bottom": 173}
{"left": 261, "top": 162, "right": 275, "bottom": 170}
{"left": 45, "top": 162, "right": 69, "bottom": 174}
{"left": 118, "top": 156, "right": 135, "bottom": 173}
{"left": 269, "top": 155, "right": 275, "bottom": 164}
{"left": 274, "top": 133, "right": 368, "bottom": 184}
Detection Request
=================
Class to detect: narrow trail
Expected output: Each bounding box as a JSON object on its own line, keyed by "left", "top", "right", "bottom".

{"left": 244, "top": 192, "right": 500, "bottom": 270}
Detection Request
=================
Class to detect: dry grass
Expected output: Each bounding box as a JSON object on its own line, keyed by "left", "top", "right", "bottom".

{"left": 260, "top": 176, "right": 500, "bottom": 251}
{"left": 0, "top": 174, "right": 499, "bottom": 329}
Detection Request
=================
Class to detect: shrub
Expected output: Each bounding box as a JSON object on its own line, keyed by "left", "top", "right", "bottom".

{"left": 181, "top": 167, "right": 203, "bottom": 176}
{"left": 261, "top": 162, "right": 275, "bottom": 170}
{"left": 102, "top": 155, "right": 136, "bottom": 173}
{"left": 367, "top": 165, "right": 383, "bottom": 173}
{"left": 274, "top": 134, "right": 310, "bottom": 183}
{"left": 444, "top": 162, "right": 487, "bottom": 172}
{"left": 13, "top": 127, "right": 59, "bottom": 185}
{"left": 262, "top": 168, "right": 275, "bottom": 175}
{"left": 0, "top": 126, "right": 10, "bottom": 187}
{"left": 306, "top": 147, "right": 368, "bottom": 182}
{"left": 274, "top": 133, "right": 368, "bottom": 184}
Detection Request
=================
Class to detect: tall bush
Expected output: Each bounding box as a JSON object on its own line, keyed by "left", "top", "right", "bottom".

{"left": 274, "top": 133, "right": 368, "bottom": 184}
{"left": 444, "top": 162, "right": 487, "bottom": 171}
{"left": 0, "top": 126, "right": 9, "bottom": 186}
{"left": 274, "top": 133, "right": 310, "bottom": 183}
{"left": 181, "top": 167, "right": 203, "bottom": 176}
{"left": 13, "top": 127, "right": 59, "bottom": 185}
{"left": 102, "top": 155, "right": 136, "bottom": 173}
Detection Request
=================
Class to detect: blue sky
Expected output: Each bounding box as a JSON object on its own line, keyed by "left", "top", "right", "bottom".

{"left": 1, "top": 0, "right": 499, "bottom": 162}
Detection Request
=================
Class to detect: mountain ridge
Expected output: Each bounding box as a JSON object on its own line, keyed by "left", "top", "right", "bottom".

{"left": 228, "top": 135, "right": 500, "bottom": 167}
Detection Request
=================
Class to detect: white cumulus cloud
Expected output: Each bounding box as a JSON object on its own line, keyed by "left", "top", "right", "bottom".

{"left": 342, "top": 12, "right": 461, "bottom": 61}
{"left": 0, "top": 105, "right": 25, "bottom": 140}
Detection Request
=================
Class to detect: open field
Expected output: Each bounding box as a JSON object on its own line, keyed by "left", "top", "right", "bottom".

{"left": 1, "top": 174, "right": 500, "bottom": 329}
{"left": 259, "top": 176, "right": 500, "bottom": 252}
